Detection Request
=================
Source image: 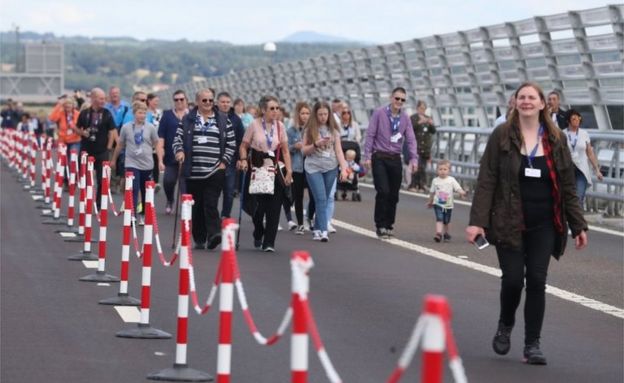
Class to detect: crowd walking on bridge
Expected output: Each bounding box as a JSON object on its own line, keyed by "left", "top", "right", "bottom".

{"left": 1, "top": 79, "right": 595, "bottom": 367}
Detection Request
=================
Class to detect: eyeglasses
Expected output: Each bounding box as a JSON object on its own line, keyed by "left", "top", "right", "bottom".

{"left": 394, "top": 97, "right": 406, "bottom": 103}
{"left": 201, "top": 98, "right": 214, "bottom": 103}
{"left": 138, "top": 98, "right": 147, "bottom": 102}
{"left": 268, "top": 106, "right": 280, "bottom": 111}
{"left": 173, "top": 98, "right": 185, "bottom": 102}
{"left": 342, "top": 111, "right": 351, "bottom": 115}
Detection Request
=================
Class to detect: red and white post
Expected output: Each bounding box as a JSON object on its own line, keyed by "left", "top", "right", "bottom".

{"left": 147, "top": 194, "right": 212, "bottom": 382}
{"left": 80, "top": 161, "right": 119, "bottom": 282}
{"left": 117, "top": 181, "right": 171, "bottom": 339}
{"left": 66, "top": 149, "right": 78, "bottom": 227}
{"left": 68, "top": 156, "right": 98, "bottom": 261}
{"left": 421, "top": 296, "right": 447, "bottom": 383}
{"left": 100, "top": 171, "right": 140, "bottom": 306}
{"left": 217, "top": 218, "right": 238, "bottom": 383}
{"left": 290, "top": 251, "right": 314, "bottom": 383}
{"left": 43, "top": 139, "right": 54, "bottom": 205}
{"left": 42, "top": 144, "right": 67, "bottom": 223}
{"left": 26, "top": 133, "right": 37, "bottom": 190}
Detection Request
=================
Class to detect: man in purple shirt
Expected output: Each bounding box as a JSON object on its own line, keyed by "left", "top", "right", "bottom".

{"left": 363, "top": 87, "right": 418, "bottom": 239}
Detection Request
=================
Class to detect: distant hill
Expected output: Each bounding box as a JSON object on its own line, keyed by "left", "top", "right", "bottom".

{"left": 0, "top": 31, "right": 367, "bottom": 98}
{"left": 281, "top": 31, "right": 357, "bottom": 44}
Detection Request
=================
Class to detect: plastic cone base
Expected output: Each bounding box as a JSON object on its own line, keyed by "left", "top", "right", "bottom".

{"left": 67, "top": 251, "right": 99, "bottom": 261}
{"left": 79, "top": 271, "right": 120, "bottom": 282}
{"left": 116, "top": 324, "right": 172, "bottom": 339}
{"left": 65, "top": 236, "right": 98, "bottom": 243}
{"left": 147, "top": 364, "right": 213, "bottom": 382}
{"left": 99, "top": 294, "right": 141, "bottom": 306}
{"left": 42, "top": 218, "right": 66, "bottom": 225}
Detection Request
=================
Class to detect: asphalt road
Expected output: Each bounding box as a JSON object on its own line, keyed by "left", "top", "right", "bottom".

{"left": 1, "top": 165, "right": 622, "bottom": 383}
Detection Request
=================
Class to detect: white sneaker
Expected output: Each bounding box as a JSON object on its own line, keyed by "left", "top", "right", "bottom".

{"left": 312, "top": 230, "right": 322, "bottom": 241}
{"left": 288, "top": 220, "right": 297, "bottom": 231}
{"left": 138, "top": 215, "right": 145, "bottom": 226}
{"left": 320, "top": 231, "right": 329, "bottom": 242}
{"left": 327, "top": 222, "right": 337, "bottom": 234}
{"left": 278, "top": 224, "right": 283, "bottom": 231}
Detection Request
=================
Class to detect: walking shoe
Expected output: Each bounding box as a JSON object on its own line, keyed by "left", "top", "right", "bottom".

{"left": 434, "top": 233, "right": 442, "bottom": 242}
{"left": 523, "top": 341, "right": 547, "bottom": 365}
{"left": 254, "top": 239, "right": 263, "bottom": 250}
{"left": 194, "top": 242, "right": 205, "bottom": 250}
{"left": 385, "top": 228, "right": 395, "bottom": 238}
{"left": 288, "top": 220, "right": 297, "bottom": 231}
{"left": 263, "top": 246, "right": 275, "bottom": 253}
{"left": 443, "top": 233, "right": 452, "bottom": 242}
{"left": 207, "top": 234, "right": 222, "bottom": 250}
{"left": 307, "top": 218, "right": 314, "bottom": 231}
{"left": 137, "top": 202, "right": 143, "bottom": 214}
{"left": 295, "top": 225, "right": 305, "bottom": 235}
{"left": 165, "top": 202, "right": 173, "bottom": 215}
{"left": 278, "top": 224, "right": 283, "bottom": 231}
{"left": 492, "top": 322, "right": 513, "bottom": 355}
{"left": 376, "top": 228, "right": 389, "bottom": 239}
{"left": 155, "top": 184, "right": 161, "bottom": 194}
{"left": 312, "top": 230, "right": 322, "bottom": 241}
{"left": 138, "top": 215, "right": 145, "bottom": 226}
{"left": 320, "top": 231, "right": 329, "bottom": 242}
{"left": 327, "top": 222, "right": 337, "bottom": 234}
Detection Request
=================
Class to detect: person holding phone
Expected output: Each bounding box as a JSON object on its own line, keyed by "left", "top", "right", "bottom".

{"left": 466, "top": 82, "right": 588, "bottom": 365}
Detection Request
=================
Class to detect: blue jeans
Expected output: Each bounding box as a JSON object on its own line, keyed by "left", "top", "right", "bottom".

{"left": 221, "top": 163, "right": 237, "bottom": 218}
{"left": 305, "top": 168, "right": 338, "bottom": 232}
{"left": 127, "top": 167, "right": 153, "bottom": 215}
{"left": 574, "top": 167, "right": 588, "bottom": 210}
{"left": 433, "top": 205, "right": 453, "bottom": 224}
{"left": 327, "top": 177, "right": 337, "bottom": 223}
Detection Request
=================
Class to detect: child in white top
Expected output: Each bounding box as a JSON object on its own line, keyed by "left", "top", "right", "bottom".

{"left": 344, "top": 149, "right": 361, "bottom": 183}
{"left": 427, "top": 159, "right": 466, "bottom": 242}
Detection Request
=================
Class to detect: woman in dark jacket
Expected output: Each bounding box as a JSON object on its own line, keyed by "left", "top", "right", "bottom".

{"left": 466, "top": 82, "right": 588, "bottom": 365}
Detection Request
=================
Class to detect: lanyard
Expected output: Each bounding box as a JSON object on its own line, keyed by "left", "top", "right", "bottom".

{"left": 196, "top": 114, "right": 214, "bottom": 134}
{"left": 341, "top": 126, "right": 350, "bottom": 138}
{"left": 66, "top": 112, "right": 73, "bottom": 127}
{"left": 133, "top": 123, "right": 144, "bottom": 145}
{"left": 262, "top": 118, "right": 274, "bottom": 149}
{"left": 567, "top": 130, "right": 578, "bottom": 150}
{"left": 386, "top": 106, "right": 400, "bottom": 134}
{"left": 524, "top": 125, "right": 544, "bottom": 168}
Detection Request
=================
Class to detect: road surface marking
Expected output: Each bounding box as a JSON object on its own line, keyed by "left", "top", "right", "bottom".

{"left": 82, "top": 261, "right": 98, "bottom": 269}
{"left": 97, "top": 283, "right": 110, "bottom": 287}
{"left": 59, "top": 232, "right": 77, "bottom": 238}
{"left": 359, "top": 183, "right": 624, "bottom": 237}
{"left": 332, "top": 218, "right": 624, "bottom": 319}
{"left": 114, "top": 306, "right": 141, "bottom": 323}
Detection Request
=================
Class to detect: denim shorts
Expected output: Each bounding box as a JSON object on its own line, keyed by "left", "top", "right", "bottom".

{"left": 433, "top": 205, "right": 452, "bottom": 224}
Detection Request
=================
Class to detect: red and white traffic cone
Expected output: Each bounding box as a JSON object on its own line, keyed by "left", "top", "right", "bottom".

{"left": 147, "top": 194, "right": 213, "bottom": 382}
{"left": 421, "top": 295, "right": 447, "bottom": 383}
{"left": 68, "top": 156, "right": 98, "bottom": 261}
{"left": 66, "top": 149, "right": 78, "bottom": 227}
{"left": 291, "top": 251, "right": 314, "bottom": 383}
{"left": 80, "top": 161, "right": 120, "bottom": 282}
{"left": 216, "top": 218, "right": 238, "bottom": 383}
{"left": 42, "top": 144, "right": 67, "bottom": 224}
{"left": 117, "top": 181, "right": 171, "bottom": 339}
{"left": 100, "top": 171, "right": 141, "bottom": 306}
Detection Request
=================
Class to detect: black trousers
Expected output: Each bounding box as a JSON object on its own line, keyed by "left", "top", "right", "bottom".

{"left": 186, "top": 170, "right": 225, "bottom": 245}
{"left": 91, "top": 151, "right": 109, "bottom": 209}
{"left": 252, "top": 180, "right": 285, "bottom": 248}
{"left": 292, "top": 172, "right": 307, "bottom": 225}
{"left": 372, "top": 154, "right": 403, "bottom": 230}
{"left": 496, "top": 224, "right": 555, "bottom": 344}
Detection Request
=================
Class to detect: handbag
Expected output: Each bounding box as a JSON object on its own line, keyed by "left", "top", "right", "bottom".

{"left": 274, "top": 126, "right": 293, "bottom": 205}
{"left": 249, "top": 164, "right": 275, "bottom": 195}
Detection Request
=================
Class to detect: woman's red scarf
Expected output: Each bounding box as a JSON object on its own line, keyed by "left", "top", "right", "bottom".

{"left": 541, "top": 132, "right": 564, "bottom": 234}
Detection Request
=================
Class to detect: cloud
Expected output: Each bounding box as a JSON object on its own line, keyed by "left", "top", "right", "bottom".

{"left": 27, "top": 2, "right": 95, "bottom": 29}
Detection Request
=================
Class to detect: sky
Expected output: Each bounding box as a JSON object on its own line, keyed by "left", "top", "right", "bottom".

{"left": 0, "top": 0, "right": 614, "bottom": 45}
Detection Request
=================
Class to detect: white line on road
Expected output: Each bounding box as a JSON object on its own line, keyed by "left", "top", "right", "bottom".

{"left": 359, "top": 183, "right": 624, "bottom": 237}
{"left": 332, "top": 219, "right": 624, "bottom": 319}
{"left": 82, "top": 261, "right": 98, "bottom": 269}
{"left": 59, "top": 232, "right": 77, "bottom": 238}
{"left": 114, "top": 306, "right": 141, "bottom": 323}
{"left": 97, "top": 283, "right": 111, "bottom": 287}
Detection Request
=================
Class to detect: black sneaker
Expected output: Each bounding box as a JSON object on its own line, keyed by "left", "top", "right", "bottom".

{"left": 443, "top": 233, "right": 451, "bottom": 242}
{"left": 194, "top": 243, "right": 205, "bottom": 250}
{"left": 207, "top": 234, "right": 222, "bottom": 250}
{"left": 523, "top": 341, "right": 547, "bottom": 365}
{"left": 386, "top": 228, "right": 394, "bottom": 238}
{"left": 262, "top": 246, "right": 275, "bottom": 253}
{"left": 254, "top": 239, "right": 262, "bottom": 250}
{"left": 492, "top": 322, "right": 513, "bottom": 355}
{"left": 376, "top": 228, "right": 389, "bottom": 239}
{"left": 434, "top": 233, "right": 442, "bottom": 243}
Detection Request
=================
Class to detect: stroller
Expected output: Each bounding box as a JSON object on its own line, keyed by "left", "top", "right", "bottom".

{"left": 337, "top": 140, "right": 363, "bottom": 201}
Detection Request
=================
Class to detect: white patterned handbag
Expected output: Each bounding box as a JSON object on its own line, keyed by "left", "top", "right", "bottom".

{"left": 249, "top": 165, "right": 275, "bottom": 195}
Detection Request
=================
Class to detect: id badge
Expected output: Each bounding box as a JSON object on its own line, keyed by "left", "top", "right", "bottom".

{"left": 268, "top": 150, "right": 275, "bottom": 158}
{"left": 67, "top": 129, "right": 73, "bottom": 136}
{"left": 525, "top": 168, "right": 541, "bottom": 178}
{"left": 391, "top": 132, "right": 402, "bottom": 143}
{"left": 322, "top": 150, "right": 331, "bottom": 158}
{"left": 197, "top": 136, "right": 208, "bottom": 144}
{"left": 134, "top": 147, "right": 143, "bottom": 156}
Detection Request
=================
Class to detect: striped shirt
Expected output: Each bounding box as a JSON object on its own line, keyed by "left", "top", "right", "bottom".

{"left": 172, "top": 113, "right": 235, "bottom": 179}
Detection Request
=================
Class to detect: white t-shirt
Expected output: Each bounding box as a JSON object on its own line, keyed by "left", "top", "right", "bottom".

{"left": 430, "top": 176, "right": 464, "bottom": 209}
{"left": 563, "top": 128, "right": 593, "bottom": 185}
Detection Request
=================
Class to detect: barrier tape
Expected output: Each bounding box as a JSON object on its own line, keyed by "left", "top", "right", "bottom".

{"left": 302, "top": 299, "right": 343, "bottom": 383}
{"left": 150, "top": 197, "right": 179, "bottom": 267}
{"left": 106, "top": 167, "right": 123, "bottom": 217}
{"left": 186, "top": 220, "right": 220, "bottom": 315}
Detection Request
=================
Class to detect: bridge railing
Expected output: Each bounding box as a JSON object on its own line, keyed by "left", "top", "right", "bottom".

{"left": 424, "top": 127, "right": 624, "bottom": 215}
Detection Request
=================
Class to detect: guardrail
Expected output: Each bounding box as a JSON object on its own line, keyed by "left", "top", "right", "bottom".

{"left": 427, "top": 127, "right": 623, "bottom": 215}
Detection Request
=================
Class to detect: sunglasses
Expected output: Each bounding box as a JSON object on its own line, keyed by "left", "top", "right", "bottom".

{"left": 268, "top": 106, "right": 280, "bottom": 111}
{"left": 201, "top": 98, "right": 214, "bottom": 103}
{"left": 394, "top": 97, "right": 406, "bottom": 102}
{"left": 342, "top": 111, "right": 351, "bottom": 115}
{"left": 138, "top": 98, "right": 147, "bottom": 102}
{"left": 173, "top": 98, "right": 185, "bottom": 102}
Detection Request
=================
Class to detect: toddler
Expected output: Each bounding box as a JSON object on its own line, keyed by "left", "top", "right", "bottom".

{"left": 427, "top": 160, "right": 466, "bottom": 242}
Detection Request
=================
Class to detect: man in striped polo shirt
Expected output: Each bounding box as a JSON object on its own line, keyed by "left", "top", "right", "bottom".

{"left": 173, "top": 89, "right": 236, "bottom": 250}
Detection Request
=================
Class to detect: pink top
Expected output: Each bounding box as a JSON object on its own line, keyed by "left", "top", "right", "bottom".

{"left": 243, "top": 119, "right": 287, "bottom": 153}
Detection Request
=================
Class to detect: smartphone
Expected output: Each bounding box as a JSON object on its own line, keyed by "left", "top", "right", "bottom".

{"left": 474, "top": 234, "right": 490, "bottom": 250}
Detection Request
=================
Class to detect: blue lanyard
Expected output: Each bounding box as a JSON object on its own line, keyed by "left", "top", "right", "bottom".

{"left": 525, "top": 125, "right": 544, "bottom": 168}
{"left": 567, "top": 131, "right": 578, "bottom": 150}
{"left": 386, "top": 106, "right": 400, "bottom": 134}
{"left": 196, "top": 114, "right": 214, "bottom": 134}
{"left": 262, "top": 119, "right": 274, "bottom": 149}
{"left": 133, "top": 124, "right": 144, "bottom": 145}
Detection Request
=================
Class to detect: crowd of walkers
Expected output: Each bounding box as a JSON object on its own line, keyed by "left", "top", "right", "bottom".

{"left": 2, "top": 80, "right": 598, "bottom": 367}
